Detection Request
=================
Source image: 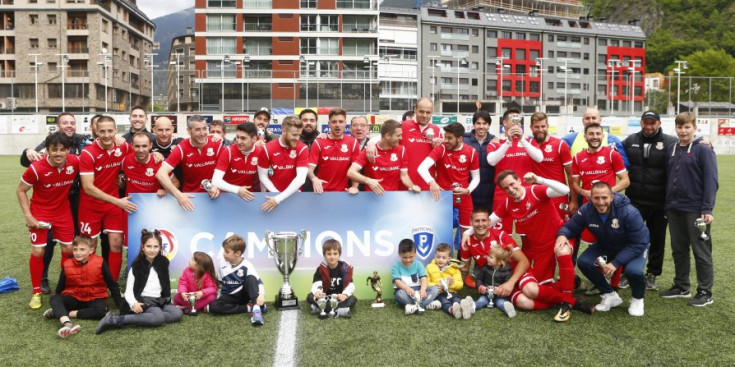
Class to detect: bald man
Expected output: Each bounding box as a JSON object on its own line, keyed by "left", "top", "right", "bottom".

{"left": 562, "top": 107, "right": 628, "bottom": 168}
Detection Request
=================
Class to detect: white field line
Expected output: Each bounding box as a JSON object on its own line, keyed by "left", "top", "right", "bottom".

{"left": 273, "top": 309, "right": 299, "bottom": 367}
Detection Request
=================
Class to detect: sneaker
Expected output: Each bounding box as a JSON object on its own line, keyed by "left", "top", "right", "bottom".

{"left": 460, "top": 296, "right": 473, "bottom": 320}
{"left": 584, "top": 285, "right": 600, "bottom": 296}
{"left": 451, "top": 302, "right": 462, "bottom": 319}
{"left": 572, "top": 299, "right": 595, "bottom": 315}
{"left": 660, "top": 286, "right": 691, "bottom": 299}
{"left": 595, "top": 292, "right": 623, "bottom": 312}
{"left": 251, "top": 309, "right": 264, "bottom": 326}
{"left": 645, "top": 274, "right": 658, "bottom": 290}
{"left": 553, "top": 303, "right": 571, "bottom": 322}
{"left": 618, "top": 275, "right": 629, "bottom": 289}
{"left": 687, "top": 291, "right": 713, "bottom": 307}
{"left": 503, "top": 302, "right": 517, "bottom": 318}
{"left": 416, "top": 305, "right": 425, "bottom": 315}
{"left": 96, "top": 311, "right": 121, "bottom": 334}
{"left": 336, "top": 308, "right": 352, "bottom": 318}
{"left": 58, "top": 323, "right": 78, "bottom": 339}
{"left": 464, "top": 274, "right": 476, "bottom": 289}
{"left": 29, "top": 293, "right": 42, "bottom": 309}
{"left": 404, "top": 304, "right": 418, "bottom": 315}
{"left": 310, "top": 304, "right": 321, "bottom": 314}
{"left": 41, "top": 278, "right": 51, "bottom": 294}
{"left": 426, "top": 300, "right": 442, "bottom": 310}
{"left": 42, "top": 308, "right": 54, "bottom": 319}
{"left": 628, "top": 298, "right": 644, "bottom": 316}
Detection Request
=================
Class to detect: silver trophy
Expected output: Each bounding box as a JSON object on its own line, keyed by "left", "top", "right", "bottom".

{"left": 694, "top": 218, "right": 710, "bottom": 241}
{"left": 487, "top": 286, "right": 495, "bottom": 308}
{"left": 328, "top": 294, "right": 339, "bottom": 318}
{"left": 440, "top": 278, "right": 452, "bottom": 300}
{"left": 596, "top": 256, "right": 610, "bottom": 279}
{"left": 452, "top": 182, "right": 462, "bottom": 203}
{"left": 38, "top": 221, "right": 52, "bottom": 229}
{"left": 201, "top": 179, "right": 214, "bottom": 192}
{"left": 187, "top": 293, "right": 198, "bottom": 316}
{"left": 265, "top": 230, "right": 307, "bottom": 309}
{"left": 413, "top": 290, "right": 425, "bottom": 313}
{"left": 317, "top": 296, "right": 328, "bottom": 319}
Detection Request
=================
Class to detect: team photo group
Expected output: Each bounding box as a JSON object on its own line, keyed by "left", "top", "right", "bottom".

{"left": 17, "top": 97, "right": 718, "bottom": 339}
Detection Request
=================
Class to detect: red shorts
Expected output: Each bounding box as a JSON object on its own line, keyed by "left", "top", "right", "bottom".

{"left": 454, "top": 194, "right": 473, "bottom": 228}
{"left": 510, "top": 271, "right": 538, "bottom": 304}
{"left": 28, "top": 214, "right": 75, "bottom": 246}
{"left": 78, "top": 201, "right": 124, "bottom": 238}
{"left": 492, "top": 191, "right": 513, "bottom": 233}
{"left": 524, "top": 249, "right": 556, "bottom": 285}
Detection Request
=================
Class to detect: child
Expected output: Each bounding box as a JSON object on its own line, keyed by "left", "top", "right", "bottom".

{"left": 43, "top": 235, "right": 124, "bottom": 338}
{"left": 392, "top": 238, "right": 439, "bottom": 315}
{"left": 96, "top": 229, "right": 183, "bottom": 334}
{"left": 306, "top": 239, "right": 357, "bottom": 319}
{"left": 475, "top": 246, "right": 517, "bottom": 318}
{"left": 425, "top": 243, "right": 475, "bottom": 319}
{"left": 174, "top": 251, "right": 219, "bottom": 314}
{"left": 209, "top": 234, "right": 266, "bottom": 326}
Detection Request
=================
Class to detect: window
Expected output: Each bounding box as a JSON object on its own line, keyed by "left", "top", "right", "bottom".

{"left": 610, "top": 39, "right": 619, "bottom": 46}
{"left": 244, "top": 38, "right": 272, "bottom": 55}
{"left": 301, "top": 38, "right": 316, "bottom": 54}
{"left": 530, "top": 50, "right": 539, "bottom": 60}
{"left": 516, "top": 49, "right": 526, "bottom": 60}
{"left": 430, "top": 43, "right": 437, "bottom": 51}
{"left": 548, "top": 50, "right": 554, "bottom": 58}
{"left": 516, "top": 33, "right": 526, "bottom": 40}
{"left": 623, "top": 40, "right": 631, "bottom": 47}
{"left": 501, "top": 31, "right": 512, "bottom": 39}
{"left": 429, "top": 26, "right": 436, "bottom": 34}
{"left": 471, "top": 29, "right": 478, "bottom": 37}
{"left": 318, "top": 38, "right": 338, "bottom": 55}
{"left": 598, "top": 38, "right": 606, "bottom": 46}
{"left": 300, "top": 15, "right": 316, "bottom": 31}
{"left": 243, "top": 0, "right": 272, "bottom": 8}
{"left": 206, "top": 37, "right": 236, "bottom": 54}
{"left": 456, "top": 44, "right": 469, "bottom": 52}
{"left": 583, "top": 53, "right": 589, "bottom": 60}
{"left": 548, "top": 35, "right": 554, "bottom": 41}
{"left": 30, "top": 38, "right": 39, "bottom": 48}
{"left": 471, "top": 62, "right": 478, "bottom": 70}
{"left": 584, "top": 37, "right": 590, "bottom": 45}
{"left": 472, "top": 45, "right": 478, "bottom": 54}
{"left": 486, "top": 46, "right": 497, "bottom": 56}
{"left": 558, "top": 51, "right": 567, "bottom": 58}
{"left": 207, "top": 14, "right": 236, "bottom": 31}
{"left": 319, "top": 15, "right": 338, "bottom": 32}
{"left": 29, "top": 15, "right": 39, "bottom": 25}
{"left": 487, "top": 30, "right": 497, "bottom": 38}
{"left": 571, "top": 52, "right": 581, "bottom": 59}
{"left": 530, "top": 33, "right": 540, "bottom": 41}
{"left": 300, "top": 0, "right": 316, "bottom": 8}
{"left": 47, "top": 15, "right": 56, "bottom": 25}
{"left": 571, "top": 36, "right": 581, "bottom": 43}
{"left": 208, "top": 0, "right": 236, "bottom": 7}
{"left": 48, "top": 38, "right": 57, "bottom": 48}
{"left": 48, "top": 62, "right": 57, "bottom": 72}
{"left": 516, "top": 64, "right": 526, "bottom": 74}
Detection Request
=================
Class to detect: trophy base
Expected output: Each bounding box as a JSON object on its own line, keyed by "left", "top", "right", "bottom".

{"left": 371, "top": 302, "right": 385, "bottom": 308}
{"left": 275, "top": 295, "right": 300, "bottom": 310}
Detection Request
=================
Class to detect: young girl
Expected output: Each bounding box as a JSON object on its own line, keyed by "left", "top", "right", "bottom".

{"left": 474, "top": 246, "right": 517, "bottom": 318}
{"left": 96, "top": 229, "right": 183, "bottom": 334}
{"left": 174, "top": 251, "right": 219, "bottom": 314}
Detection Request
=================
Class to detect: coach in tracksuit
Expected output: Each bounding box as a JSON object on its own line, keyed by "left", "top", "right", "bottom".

{"left": 623, "top": 110, "right": 678, "bottom": 290}
{"left": 556, "top": 182, "right": 649, "bottom": 316}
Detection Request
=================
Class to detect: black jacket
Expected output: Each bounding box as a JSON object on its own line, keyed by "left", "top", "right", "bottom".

{"left": 623, "top": 128, "right": 678, "bottom": 207}
{"left": 463, "top": 130, "right": 496, "bottom": 210}
{"left": 131, "top": 256, "right": 171, "bottom": 304}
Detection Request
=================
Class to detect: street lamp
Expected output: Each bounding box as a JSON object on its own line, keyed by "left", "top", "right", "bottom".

{"left": 363, "top": 56, "right": 378, "bottom": 115}
{"left": 169, "top": 53, "right": 182, "bottom": 113}
{"left": 674, "top": 60, "right": 688, "bottom": 115}
{"left": 535, "top": 57, "right": 547, "bottom": 113}
{"left": 242, "top": 55, "right": 250, "bottom": 112}
{"left": 299, "top": 55, "right": 312, "bottom": 108}
{"left": 495, "top": 57, "right": 509, "bottom": 112}
{"left": 559, "top": 59, "right": 570, "bottom": 115}
{"left": 221, "top": 55, "right": 230, "bottom": 112}
{"left": 454, "top": 56, "right": 468, "bottom": 114}
{"left": 144, "top": 53, "right": 158, "bottom": 111}
{"left": 56, "top": 53, "right": 69, "bottom": 111}
{"left": 427, "top": 55, "right": 440, "bottom": 103}
{"left": 628, "top": 62, "right": 637, "bottom": 116}
{"left": 607, "top": 59, "right": 621, "bottom": 115}
{"left": 30, "top": 53, "right": 42, "bottom": 113}
{"left": 97, "top": 48, "right": 112, "bottom": 112}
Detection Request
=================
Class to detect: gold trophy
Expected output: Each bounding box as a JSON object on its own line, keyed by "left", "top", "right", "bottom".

{"left": 366, "top": 271, "right": 384, "bottom": 308}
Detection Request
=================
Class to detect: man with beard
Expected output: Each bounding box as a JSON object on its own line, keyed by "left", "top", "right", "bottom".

{"left": 563, "top": 107, "right": 628, "bottom": 168}
{"left": 299, "top": 109, "right": 319, "bottom": 148}
{"left": 462, "top": 111, "right": 497, "bottom": 212}
{"left": 156, "top": 115, "right": 223, "bottom": 212}
{"left": 122, "top": 106, "right": 155, "bottom": 144}
{"left": 308, "top": 108, "right": 360, "bottom": 194}
{"left": 571, "top": 123, "right": 629, "bottom": 205}
{"left": 212, "top": 122, "right": 263, "bottom": 200}
{"left": 529, "top": 112, "right": 574, "bottom": 219}
{"left": 253, "top": 107, "right": 279, "bottom": 144}
{"left": 257, "top": 116, "right": 309, "bottom": 212}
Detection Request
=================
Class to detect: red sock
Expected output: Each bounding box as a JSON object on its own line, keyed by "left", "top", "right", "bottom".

{"left": 108, "top": 251, "right": 123, "bottom": 281}
{"left": 611, "top": 266, "right": 623, "bottom": 287}
{"left": 29, "top": 254, "right": 44, "bottom": 294}
{"left": 532, "top": 299, "right": 551, "bottom": 310}
{"left": 537, "top": 285, "right": 576, "bottom": 306}
{"left": 556, "top": 254, "right": 575, "bottom": 294}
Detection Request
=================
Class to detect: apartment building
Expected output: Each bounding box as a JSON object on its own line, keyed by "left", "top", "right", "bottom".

{"left": 167, "top": 34, "right": 198, "bottom": 112}
{"left": 378, "top": 7, "right": 419, "bottom": 115}
{"left": 0, "top": 0, "right": 155, "bottom": 113}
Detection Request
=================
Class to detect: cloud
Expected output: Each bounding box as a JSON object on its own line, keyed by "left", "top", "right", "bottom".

{"left": 138, "top": 0, "right": 194, "bottom": 19}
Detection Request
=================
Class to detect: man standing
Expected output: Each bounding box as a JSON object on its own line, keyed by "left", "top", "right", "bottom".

{"left": 462, "top": 111, "right": 496, "bottom": 212}
{"left": 209, "top": 120, "right": 232, "bottom": 147}
{"left": 156, "top": 115, "right": 223, "bottom": 212}
{"left": 78, "top": 116, "right": 135, "bottom": 281}
{"left": 257, "top": 116, "right": 309, "bottom": 212}
{"left": 253, "top": 107, "right": 279, "bottom": 143}
{"left": 122, "top": 132, "right": 167, "bottom": 197}
{"left": 563, "top": 107, "right": 628, "bottom": 168}
{"left": 122, "top": 106, "right": 155, "bottom": 144}
{"left": 571, "top": 123, "right": 629, "bottom": 206}
{"left": 347, "top": 119, "right": 420, "bottom": 194}
{"left": 623, "top": 110, "right": 678, "bottom": 290}
{"left": 557, "top": 182, "right": 650, "bottom": 316}
{"left": 150, "top": 116, "right": 184, "bottom": 158}
{"left": 212, "top": 122, "right": 263, "bottom": 200}
{"left": 350, "top": 116, "right": 371, "bottom": 151}
{"left": 661, "top": 112, "right": 718, "bottom": 307}
{"left": 298, "top": 108, "right": 319, "bottom": 148}
{"left": 529, "top": 112, "right": 574, "bottom": 218}
{"left": 308, "top": 108, "right": 360, "bottom": 194}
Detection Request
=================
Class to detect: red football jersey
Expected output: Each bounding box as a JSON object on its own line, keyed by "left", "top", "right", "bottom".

{"left": 572, "top": 146, "right": 626, "bottom": 192}
{"left": 402, "top": 120, "right": 442, "bottom": 191}
{"left": 80, "top": 140, "right": 130, "bottom": 204}
{"left": 215, "top": 144, "right": 262, "bottom": 189}
{"left": 21, "top": 155, "right": 79, "bottom": 218}
{"left": 164, "top": 137, "right": 223, "bottom": 193}
{"left": 487, "top": 138, "right": 537, "bottom": 198}
{"left": 309, "top": 135, "right": 359, "bottom": 191}
{"left": 353, "top": 144, "right": 408, "bottom": 192}
{"left": 428, "top": 143, "right": 479, "bottom": 190}
{"left": 463, "top": 229, "right": 518, "bottom": 269}
{"left": 122, "top": 154, "right": 161, "bottom": 195}
{"left": 259, "top": 139, "right": 309, "bottom": 192}
{"left": 494, "top": 184, "right": 562, "bottom": 253}
{"left": 532, "top": 136, "right": 572, "bottom": 185}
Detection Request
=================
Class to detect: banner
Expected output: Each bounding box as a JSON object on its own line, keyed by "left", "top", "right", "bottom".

{"left": 128, "top": 191, "right": 453, "bottom": 300}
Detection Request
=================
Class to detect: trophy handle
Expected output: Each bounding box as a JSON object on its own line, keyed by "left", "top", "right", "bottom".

{"left": 298, "top": 229, "right": 307, "bottom": 256}
{"left": 264, "top": 230, "right": 274, "bottom": 257}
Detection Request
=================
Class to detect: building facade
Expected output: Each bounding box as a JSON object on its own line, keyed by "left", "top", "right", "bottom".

{"left": 167, "top": 34, "right": 197, "bottom": 112}
{"left": 0, "top": 0, "right": 155, "bottom": 113}
{"left": 378, "top": 7, "right": 419, "bottom": 115}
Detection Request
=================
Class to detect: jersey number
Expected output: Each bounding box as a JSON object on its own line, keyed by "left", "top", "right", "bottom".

{"left": 80, "top": 222, "right": 91, "bottom": 234}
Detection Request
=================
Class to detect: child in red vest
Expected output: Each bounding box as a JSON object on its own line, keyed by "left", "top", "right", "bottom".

{"left": 43, "top": 235, "right": 124, "bottom": 338}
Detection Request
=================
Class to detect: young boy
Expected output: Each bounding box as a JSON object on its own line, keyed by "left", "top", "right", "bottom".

{"left": 425, "top": 243, "right": 474, "bottom": 319}
{"left": 392, "top": 239, "right": 439, "bottom": 315}
{"left": 306, "top": 239, "right": 357, "bottom": 318}
{"left": 43, "top": 235, "right": 125, "bottom": 338}
{"left": 210, "top": 235, "right": 266, "bottom": 326}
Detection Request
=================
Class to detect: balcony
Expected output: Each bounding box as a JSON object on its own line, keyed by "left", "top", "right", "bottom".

{"left": 343, "top": 25, "right": 375, "bottom": 33}
{"left": 440, "top": 33, "right": 469, "bottom": 41}
{"left": 336, "top": 0, "right": 375, "bottom": 10}
{"left": 243, "top": 23, "right": 272, "bottom": 31}
{"left": 243, "top": 47, "right": 272, "bottom": 55}
{"left": 440, "top": 50, "right": 468, "bottom": 58}
{"left": 67, "top": 70, "right": 88, "bottom": 77}
{"left": 68, "top": 45, "right": 89, "bottom": 54}
{"left": 67, "top": 21, "right": 87, "bottom": 30}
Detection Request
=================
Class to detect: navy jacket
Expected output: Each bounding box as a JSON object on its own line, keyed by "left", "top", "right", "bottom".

{"left": 463, "top": 130, "right": 495, "bottom": 209}
{"left": 665, "top": 137, "right": 718, "bottom": 215}
{"left": 558, "top": 194, "right": 649, "bottom": 268}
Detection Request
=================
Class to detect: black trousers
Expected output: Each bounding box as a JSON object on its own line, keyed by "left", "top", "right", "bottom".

{"left": 632, "top": 202, "right": 668, "bottom": 276}
{"left": 49, "top": 294, "right": 108, "bottom": 320}
{"left": 209, "top": 275, "right": 261, "bottom": 315}
{"left": 306, "top": 293, "right": 357, "bottom": 313}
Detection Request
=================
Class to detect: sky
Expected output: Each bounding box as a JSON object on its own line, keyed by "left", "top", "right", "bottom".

{"left": 137, "top": 0, "right": 193, "bottom": 19}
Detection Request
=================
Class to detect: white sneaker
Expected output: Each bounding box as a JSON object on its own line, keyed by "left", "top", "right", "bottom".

{"left": 628, "top": 298, "right": 644, "bottom": 317}
{"left": 460, "top": 297, "right": 473, "bottom": 319}
{"left": 595, "top": 292, "right": 623, "bottom": 312}
{"left": 426, "top": 300, "right": 442, "bottom": 310}
{"left": 451, "top": 302, "right": 462, "bottom": 319}
{"left": 503, "top": 302, "right": 517, "bottom": 318}
{"left": 404, "top": 304, "right": 418, "bottom": 315}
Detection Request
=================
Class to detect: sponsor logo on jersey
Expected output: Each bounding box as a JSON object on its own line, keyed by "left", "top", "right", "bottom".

{"left": 44, "top": 171, "right": 53, "bottom": 177}
{"left": 145, "top": 168, "right": 154, "bottom": 177}
{"left": 187, "top": 153, "right": 195, "bottom": 158}
{"left": 234, "top": 157, "right": 242, "bottom": 161}
{"left": 96, "top": 154, "right": 104, "bottom": 159}
{"left": 158, "top": 228, "right": 178, "bottom": 261}
{"left": 412, "top": 225, "right": 435, "bottom": 260}
{"left": 597, "top": 156, "right": 605, "bottom": 164}
{"left": 274, "top": 152, "right": 281, "bottom": 156}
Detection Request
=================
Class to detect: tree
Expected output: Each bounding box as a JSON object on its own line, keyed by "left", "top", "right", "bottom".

{"left": 668, "top": 49, "right": 735, "bottom": 103}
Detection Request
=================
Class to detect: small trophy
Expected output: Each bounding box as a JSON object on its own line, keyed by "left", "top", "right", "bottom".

{"left": 452, "top": 183, "right": 462, "bottom": 204}
{"left": 317, "top": 296, "right": 328, "bottom": 319}
{"left": 366, "top": 271, "right": 384, "bottom": 308}
{"left": 328, "top": 295, "right": 339, "bottom": 318}
{"left": 487, "top": 286, "right": 495, "bottom": 308}
{"left": 187, "top": 293, "right": 198, "bottom": 316}
{"left": 38, "top": 221, "right": 52, "bottom": 229}
{"left": 265, "top": 230, "right": 306, "bottom": 309}
{"left": 413, "top": 290, "right": 424, "bottom": 313}
{"left": 201, "top": 179, "right": 214, "bottom": 192}
{"left": 694, "top": 218, "right": 710, "bottom": 241}
{"left": 596, "top": 256, "right": 610, "bottom": 279}
{"left": 440, "top": 278, "right": 452, "bottom": 300}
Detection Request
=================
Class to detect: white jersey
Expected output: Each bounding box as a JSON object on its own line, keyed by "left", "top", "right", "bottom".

{"left": 216, "top": 253, "right": 265, "bottom": 296}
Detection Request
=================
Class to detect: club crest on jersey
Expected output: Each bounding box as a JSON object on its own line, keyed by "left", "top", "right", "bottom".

{"left": 390, "top": 153, "right": 397, "bottom": 161}
{"left": 66, "top": 166, "right": 74, "bottom": 175}
{"left": 611, "top": 218, "right": 620, "bottom": 229}
{"left": 113, "top": 148, "right": 122, "bottom": 157}
{"left": 157, "top": 228, "right": 178, "bottom": 261}
{"left": 490, "top": 240, "right": 499, "bottom": 247}
{"left": 656, "top": 142, "right": 664, "bottom": 150}
{"left": 237, "top": 269, "right": 244, "bottom": 277}
{"left": 289, "top": 150, "right": 296, "bottom": 159}
{"left": 459, "top": 154, "right": 467, "bottom": 163}
{"left": 145, "top": 168, "right": 154, "bottom": 177}
{"left": 206, "top": 147, "right": 214, "bottom": 156}
{"left": 251, "top": 157, "right": 258, "bottom": 165}
{"left": 517, "top": 141, "right": 523, "bottom": 147}
{"left": 412, "top": 225, "right": 435, "bottom": 260}
{"left": 341, "top": 144, "right": 348, "bottom": 153}
{"left": 545, "top": 145, "right": 552, "bottom": 153}
{"left": 597, "top": 156, "right": 605, "bottom": 164}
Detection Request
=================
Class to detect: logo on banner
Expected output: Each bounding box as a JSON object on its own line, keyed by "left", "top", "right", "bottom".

{"left": 158, "top": 228, "right": 178, "bottom": 261}
{"left": 412, "top": 225, "right": 435, "bottom": 260}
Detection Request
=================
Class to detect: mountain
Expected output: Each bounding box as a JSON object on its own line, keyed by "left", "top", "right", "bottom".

{"left": 152, "top": 6, "right": 195, "bottom": 65}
